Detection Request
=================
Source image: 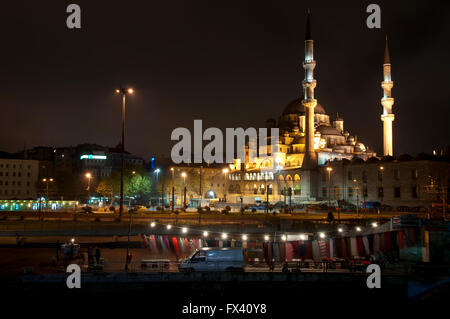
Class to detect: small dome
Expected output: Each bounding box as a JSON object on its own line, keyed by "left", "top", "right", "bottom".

{"left": 355, "top": 142, "right": 366, "bottom": 152}
{"left": 282, "top": 98, "right": 326, "bottom": 115}
{"left": 316, "top": 124, "right": 342, "bottom": 136}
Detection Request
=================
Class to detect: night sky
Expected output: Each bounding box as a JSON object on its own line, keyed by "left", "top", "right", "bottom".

{"left": 0, "top": 1, "right": 449, "bottom": 161}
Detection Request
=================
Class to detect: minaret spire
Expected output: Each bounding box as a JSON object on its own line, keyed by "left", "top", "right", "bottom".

{"left": 381, "top": 35, "right": 395, "bottom": 156}
{"left": 384, "top": 35, "right": 390, "bottom": 64}
{"left": 302, "top": 9, "right": 317, "bottom": 168}
{"left": 305, "top": 9, "right": 312, "bottom": 40}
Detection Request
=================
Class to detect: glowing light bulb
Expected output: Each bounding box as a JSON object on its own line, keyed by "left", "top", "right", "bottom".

{"left": 203, "top": 231, "right": 209, "bottom": 237}
{"left": 167, "top": 224, "right": 172, "bottom": 230}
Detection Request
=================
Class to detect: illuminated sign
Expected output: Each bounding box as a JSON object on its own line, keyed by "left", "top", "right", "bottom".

{"left": 80, "top": 155, "right": 107, "bottom": 160}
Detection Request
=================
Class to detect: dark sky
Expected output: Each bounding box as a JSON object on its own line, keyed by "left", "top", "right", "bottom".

{"left": 0, "top": 0, "right": 449, "bottom": 161}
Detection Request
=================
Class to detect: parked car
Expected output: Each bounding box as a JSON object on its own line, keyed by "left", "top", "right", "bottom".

{"left": 364, "top": 201, "right": 381, "bottom": 209}
{"left": 81, "top": 206, "right": 93, "bottom": 214}
{"left": 179, "top": 248, "right": 244, "bottom": 272}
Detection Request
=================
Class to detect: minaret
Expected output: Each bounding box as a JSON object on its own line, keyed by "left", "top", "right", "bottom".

{"left": 381, "top": 36, "right": 395, "bottom": 156}
{"left": 302, "top": 10, "right": 317, "bottom": 168}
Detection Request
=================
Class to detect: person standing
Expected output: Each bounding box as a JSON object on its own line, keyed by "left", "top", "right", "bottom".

{"left": 95, "top": 246, "right": 101, "bottom": 264}
{"left": 87, "top": 246, "right": 94, "bottom": 265}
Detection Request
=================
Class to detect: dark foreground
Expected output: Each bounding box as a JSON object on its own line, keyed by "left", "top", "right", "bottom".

{"left": 2, "top": 270, "right": 449, "bottom": 317}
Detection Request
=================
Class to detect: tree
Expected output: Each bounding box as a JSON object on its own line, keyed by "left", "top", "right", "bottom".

{"left": 125, "top": 171, "right": 152, "bottom": 204}
{"left": 96, "top": 179, "right": 114, "bottom": 206}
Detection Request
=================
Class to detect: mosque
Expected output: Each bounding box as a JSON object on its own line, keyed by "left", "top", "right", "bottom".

{"left": 226, "top": 11, "right": 399, "bottom": 204}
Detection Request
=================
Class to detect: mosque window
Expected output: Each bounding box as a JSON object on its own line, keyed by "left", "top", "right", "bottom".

{"left": 377, "top": 187, "right": 384, "bottom": 198}
{"left": 394, "top": 187, "right": 401, "bottom": 198}
{"left": 412, "top": 186, "right": 418, "bottom": 198}
{"left": 363, "top": 187, "right": 368, "bottom": 198}
{"left": 411, "top": 169, "right": 418, "bottom": 180}
{"left": 348, "top": 171, "right": 353, "bottom": 181}
{"left": 394, "top": 169, "right": 400, "bottom": 180}
{"left": 322, "top": 187, "right": 327, "bottom": 197}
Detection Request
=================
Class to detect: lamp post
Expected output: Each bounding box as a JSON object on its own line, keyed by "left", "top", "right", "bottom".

{"left": 42, "top": 178, "right": 54, "bottom": 211}
{"left": 115, "top": 87, "right": 134, "bottom": 220}
{"left": 222, "top": 168, "right": 229, "bottom": 202}
{"left": 154, "top": 168, "right": 160, "bottom": 207}
{"left": 85, "top": 173, "right": 91, "bottom": 205}
{"left": 170, "top": 168, "right": 175, "bottom": 212}
{"left": 326, "top": 167, "right": 333, "bottom": 208}
{"left": 181, "top": 172, "right": 187, "bottom": 210}
{"left": 130, "top": 170, "right": 136, "bottom": 208}
{"left": 264, "top": 173, "right": 269, "bottom": 214}
{"left": 379, "top": 166, "right": 384, "bottom": 221}
{"left": 353, "top": 179, "right": 360, "bottom": 218}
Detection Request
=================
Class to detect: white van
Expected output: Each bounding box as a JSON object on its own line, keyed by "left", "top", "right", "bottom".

{"left": 179, "top": 248, "right": 244, "bottom": 272}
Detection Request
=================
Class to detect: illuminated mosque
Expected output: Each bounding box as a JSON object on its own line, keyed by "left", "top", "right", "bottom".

{"left": 227, "top": 11, "right": 395, "bottom": 203}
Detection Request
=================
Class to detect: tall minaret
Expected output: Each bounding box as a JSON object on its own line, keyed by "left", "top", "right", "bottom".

{"left": 381, "top": 36, "right": 395, "bottom": 156}
{"left": 302, "top": 10, "right": 317, "bottom": 168}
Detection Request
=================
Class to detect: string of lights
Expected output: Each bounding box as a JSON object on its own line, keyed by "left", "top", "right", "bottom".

{"left": 147, "top": 220, "right": 380, "bottom": 241}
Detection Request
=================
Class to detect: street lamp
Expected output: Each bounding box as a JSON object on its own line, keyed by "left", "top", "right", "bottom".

{"left": 378, "top": 166, "right": 384, "bottom": 221}
{"left": 85, "top": 173, "right": 92, "bottom": 204}
{"left": 181, "top": 172, "right": 187, "bottom": 210}
{"left": 326, "top": 167, "right": 333, "bottom": 208}
{"left": 222, "top": 168, "right": 229, "bottom": 202}
{"left": 42, "top": 178, "right": 54, "bottom": 212}
{"left": 115, "top": 87, "right": 134, "bottom": 220}
{"left": 129, "top": 170, "right": 136, "bottom": 207}
{"left": 170, "top": 168, "right": 175, "bottom": 212}
{"left": 154, "top": 168, "right": 161, "bottom": 207}
{"left": 353, "top": 179, "right": 360, "bottom": 217}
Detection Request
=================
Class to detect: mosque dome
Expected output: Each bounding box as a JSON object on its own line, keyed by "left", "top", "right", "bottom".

{"left": 282, "top": 98, "right": 326, "bottom": 115}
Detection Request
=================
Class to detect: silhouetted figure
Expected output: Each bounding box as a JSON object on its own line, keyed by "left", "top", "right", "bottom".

{"left": 95, "top": 246, "right": 101, "bottom": 264}
{"left": 87, "top": 246, "right": 94, "bottom": 265}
